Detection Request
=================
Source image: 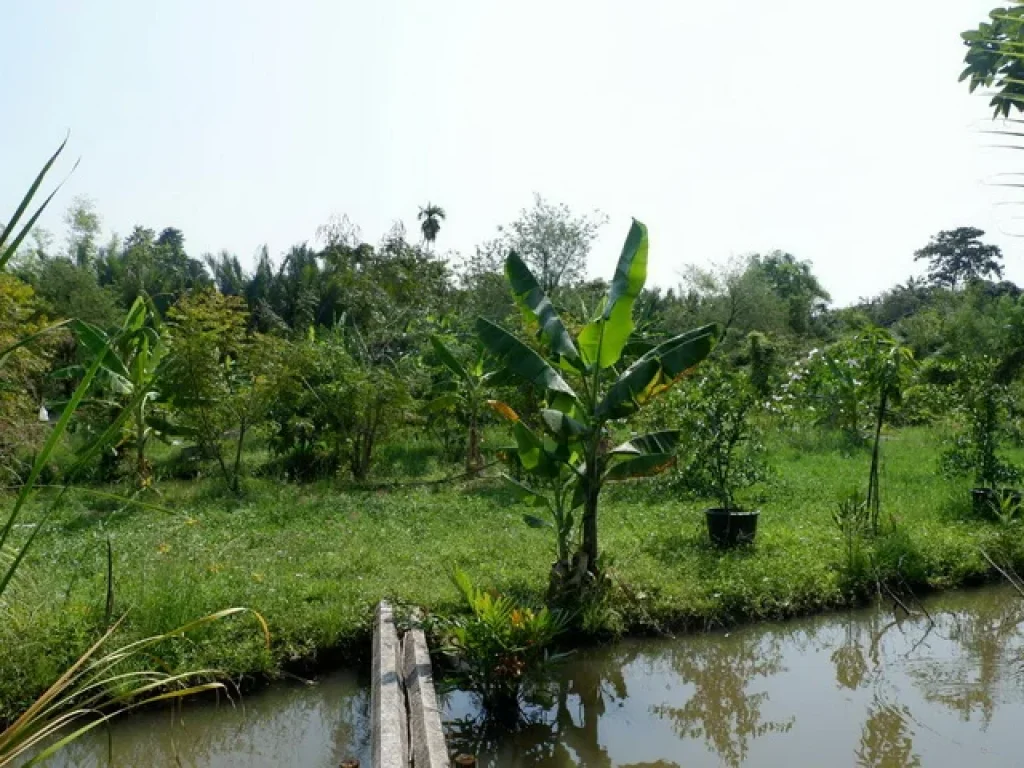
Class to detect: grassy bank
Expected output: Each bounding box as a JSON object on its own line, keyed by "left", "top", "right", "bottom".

{"left": 3, "top": 426, "right": 1022, "bottom": 720}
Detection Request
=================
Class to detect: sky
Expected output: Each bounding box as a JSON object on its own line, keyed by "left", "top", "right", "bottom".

{"left": 2, "top": 0, "right": 1020, "bottom": 306}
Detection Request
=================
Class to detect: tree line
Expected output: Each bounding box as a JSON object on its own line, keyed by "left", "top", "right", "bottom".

{"left": 0, "top": 183, "right": 1016, "bottom": 490}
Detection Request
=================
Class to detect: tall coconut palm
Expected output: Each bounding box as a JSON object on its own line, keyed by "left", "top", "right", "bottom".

{"left": 417, "top": 203, "right": 446, "bottom": 249}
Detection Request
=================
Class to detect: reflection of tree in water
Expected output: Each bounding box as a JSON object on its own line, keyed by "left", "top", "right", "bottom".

{"left": 446, "top": 712, "right": 570, "bottom": 767}
{"left": 830, "top": 606, "right": 902, "bottom": 692}
{"left": 906, "top": 595, "right": 1024, "bottom": 727}
{"left": 855, "top": 695, "right": 921, "bottom": 768}
{"left": 833, "top": 624, "right": 870, "bottom": 691}
{"left": 446, "top": 645, "right": 640, "bottom": 767}
{"left": 651, "top": 633, "right": 793, "bottom": 768}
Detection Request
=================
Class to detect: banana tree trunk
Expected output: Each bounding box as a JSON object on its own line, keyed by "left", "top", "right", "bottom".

{"left": 579, "top": 457, "right": 600, "bottom": 574}
{"left": 466, "top": 407, "right": 480, "bottom": 475}
{"left": 135, "top": 401, "right": 147, "bottom": 484}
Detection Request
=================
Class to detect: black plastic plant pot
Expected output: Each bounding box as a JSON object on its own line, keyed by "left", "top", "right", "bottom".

{"left": 705, "top": 508, "right": 759, "bottom": 548}
{"left": 971, "top": 488, "right": 1023, "bottom": 518}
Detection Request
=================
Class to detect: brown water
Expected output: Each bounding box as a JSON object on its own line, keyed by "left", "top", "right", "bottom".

{"left": 35, "top": 585, "right": 1024, "bottom": 767}
{"left": 37, "top": 669, "right": 370, "bottom": 767}
{"left": 444, "top": 586, "right": 1024, "bottom": 767}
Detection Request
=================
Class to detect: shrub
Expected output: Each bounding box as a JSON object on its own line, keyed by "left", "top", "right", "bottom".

{"left": 644, "top": 363, "right": 767, "bottom": 508}
{"left": 163, "top": 290, "right": 279, "bottom": 493}
{"left": 435, "top": 568, "right": 568, "bottom": 720}
{"left": 940, "top": 356, "right": 1021, "bottom": 490}
{"left": 266, "top": 330, "right": 410, "bottom": 481}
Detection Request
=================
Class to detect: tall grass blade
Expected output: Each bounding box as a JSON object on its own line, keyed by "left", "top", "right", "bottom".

{"left": 0, "top": 135, "right": 73, "bottom": 268}
{"left": 0, "top": 336, "right": 113, "bottom": 596}
{"left": 0, "top": 608, "right": 267, "bottom": 767}
{"left": 0, "top": 321, "right": 70, "bottom": 371}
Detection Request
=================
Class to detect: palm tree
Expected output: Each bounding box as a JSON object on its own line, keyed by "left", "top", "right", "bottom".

{"left": 417, "top": 203, "right": 446, "bottom": 249}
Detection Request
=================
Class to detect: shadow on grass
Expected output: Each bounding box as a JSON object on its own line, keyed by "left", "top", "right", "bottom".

{"left": 641, "top": 518, "right": 770, "bottom": 568}
{"left": 374, "top": 439, "right": 444, "bottom": 479}
{"left": 461, "top": 481, "right": 519, "bottom": 506}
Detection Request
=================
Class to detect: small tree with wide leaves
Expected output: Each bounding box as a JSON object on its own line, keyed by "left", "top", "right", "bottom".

{"left": 426, "top": 336, "right": 491, "bottom": 474}
{"left": 477, "top": 220, "right": 718, "bottom": 593}
{"left": 69, "top": 296, "right": 170, "bottom": 486}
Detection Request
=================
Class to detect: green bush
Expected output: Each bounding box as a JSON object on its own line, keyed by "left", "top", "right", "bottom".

{"left": 644, "top": 363, "right": 767, "bottom": 508}
{"left": 434, "top": 568, "right": 568, "bottom": 719}
{"left": 940, "top": 356, "right": 1021, "bottom": 490}
{"left": 265, "top": 330, "right": 411, "bottom": 481}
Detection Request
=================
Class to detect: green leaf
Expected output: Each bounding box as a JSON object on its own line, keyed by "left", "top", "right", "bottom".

{"left": 124, "top": 297, "right": 148, "bottom": 333}
{"left": 0, "top": 135, "right": 73, "bottom": 269}
{"left": 505, "top": 251, "right": 582, "bottom": 366}
{"left": 0, "top": 320, "right": 70, "bottom": 371}
{"left": 513, "top": 421, "right": 559, "bottom": 478}
{"left": 502, "top": 474, "right": 553, "bottom": 510}
{"left": 476, "top": 317, "right": 577, "bottom": 399}
{"left": 540, "top": 409, "right": 587, "bottom": 441}
{"left": 598, "top": 324, "right": 718, "bottom": 420}
{"left": 425, "top": 393, "right": 461, "bottom": 413}
{"left": 578, "top": 220, "right": 649, "bottom": 368}
{"left": 611, "top": 430, "right": 681, "bottom": 456}
{"left": 430, "top": 335, "right": 470, "bottom": 382}
{"left": 605, "top": 453, "right": 676, "bottom": 481}
{"left": 72, "top": 320, "right": 131, "bottom": 381}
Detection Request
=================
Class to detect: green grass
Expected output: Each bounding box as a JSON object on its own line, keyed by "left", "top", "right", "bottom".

{"left": 1, "top": 426, "right": 1021, "bottom": 721}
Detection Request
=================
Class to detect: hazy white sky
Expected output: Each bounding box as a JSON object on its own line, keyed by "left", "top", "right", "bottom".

{"left": 3, "top": 0, "right": 1019, "bottom": 304}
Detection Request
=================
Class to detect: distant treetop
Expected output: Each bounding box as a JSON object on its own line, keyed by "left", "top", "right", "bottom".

{"left": 914, "top": 227, "right": 1004, "bottom": 290}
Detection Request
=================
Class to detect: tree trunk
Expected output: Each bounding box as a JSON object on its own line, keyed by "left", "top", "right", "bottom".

{"left": 466, "top": 408, "right": 480, "bottom": 475}
{"left": 580, "top": 474, "right": 600, "bottom": 574}
{"left": 135, "top": 402, "right": 147, "bottom": 485}
{"left": 231, "top": 420, "right": 247, "bottom": 495}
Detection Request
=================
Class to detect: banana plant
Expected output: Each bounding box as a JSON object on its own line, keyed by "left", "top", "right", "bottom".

{"left": 426, "top": 336, "right": 491, "bottom": 474}
{"left": 67, "top": 295, "right": 176, "bottom": 485}
{"left": 477, "top": 219, "right": 718, "bottom": 590}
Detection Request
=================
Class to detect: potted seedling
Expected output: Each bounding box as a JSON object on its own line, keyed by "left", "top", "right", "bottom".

{"left": 941, "top": 357, "right": 1022, "bottom": 518}
{"left": 687, "top": 365, "right": 767, "bottom": 547}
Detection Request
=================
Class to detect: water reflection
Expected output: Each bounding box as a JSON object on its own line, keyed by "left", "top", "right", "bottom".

{"left": 831, "top": 613, "right": 873, "bottom": 690}
{"left": 41, "top": 670, "right": 370, "bottom": 768}
{"left": 905, "top": 592, "right": 1024, "bottom": 726}
{"left": 30, "top": 586, "right": 1024, "bottom": 767}
{"left": 651, "top": 634, "right": 794, "bottom": 767}
{"left": 446, "top": 652, "right": 638, "bottom": 767}
{"left": 445, "top": 585, "right": 1024, "bottom": 767}
{"left": 855, "top": 695, "right": 921, "bottom": 767}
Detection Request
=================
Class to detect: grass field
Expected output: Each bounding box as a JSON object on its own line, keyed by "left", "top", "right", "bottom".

{"left": 2, "top": 426, "right": 1021, "bottom": 720}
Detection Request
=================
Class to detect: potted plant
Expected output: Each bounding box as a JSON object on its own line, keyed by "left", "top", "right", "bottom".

{"left": 686, "top": 365, "right": 767, "bottom": 547}
{"left": 941, "top": 357, "right": 1022, "bottom": 518}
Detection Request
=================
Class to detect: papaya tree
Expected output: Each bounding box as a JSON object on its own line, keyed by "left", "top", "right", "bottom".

{"left": 477, "top": 219, "right": 718, "bottom": 590}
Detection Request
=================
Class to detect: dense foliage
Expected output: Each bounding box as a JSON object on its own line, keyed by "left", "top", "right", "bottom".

{"left": 6, "top": 186, "right": 1024, "bottom": 506}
